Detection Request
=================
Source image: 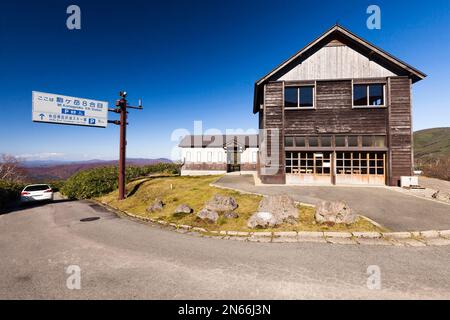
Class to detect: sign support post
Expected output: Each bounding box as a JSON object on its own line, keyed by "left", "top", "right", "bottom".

{"left": 109, "top": 91, "right": 143, "bottom": 200}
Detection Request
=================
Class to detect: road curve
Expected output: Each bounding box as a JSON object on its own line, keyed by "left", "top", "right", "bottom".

{"left": 0, "top": 200, "right": 449, "bottom": 299}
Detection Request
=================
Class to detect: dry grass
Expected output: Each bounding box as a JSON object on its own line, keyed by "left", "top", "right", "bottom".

{"left": 417, "top": 157, "right": 450, "bottom": 181}
{"left": 98, "top": 175, "right": 384, "bottom": 233}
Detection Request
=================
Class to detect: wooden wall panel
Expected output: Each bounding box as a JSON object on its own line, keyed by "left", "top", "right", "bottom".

{"left": 277, "top": 45, "right": 397, "bottom": 81}
{"left": 388, "top": 77, "right": 413, "bottom": 186}
{"left": 284, "top": 80, "right": 388, "bottom": 135}
{"left": 259, "top": 82, "right": 285, "bottom": 184}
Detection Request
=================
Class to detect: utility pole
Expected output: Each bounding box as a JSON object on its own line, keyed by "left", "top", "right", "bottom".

{"left": 108, "top": 91, "right": 143, "bottom": 200}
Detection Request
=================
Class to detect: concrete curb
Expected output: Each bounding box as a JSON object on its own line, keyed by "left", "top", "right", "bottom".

{"left": 96, "top": 200, "right": 450, "bottom": 247}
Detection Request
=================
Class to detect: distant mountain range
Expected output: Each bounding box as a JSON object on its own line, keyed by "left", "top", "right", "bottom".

{"left": 19, "top": 128, "right": 449, "bottom": 182}
{"left": 23, "top": 158, "right": 172, "bottom": 182}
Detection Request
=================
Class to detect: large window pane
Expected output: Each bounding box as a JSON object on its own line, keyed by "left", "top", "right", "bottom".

{"left": 308, "top": 136, "right": 319, "bottom": 147}
{"left": 285, "top": 87, "right": 298, "bottom": 108}
{"left": 294, "top": 136, "right": 305, "bottom": 147}
{"left": 369, "top": 85, "right": 384, "bottom": 106}
{"left": 321, "top": 136, "right": 332, "bottom": 147}
{"left": 285, "top": 136, "right": 294, "bottom": 147}
{"left": 353, "top": 85, "right": 367, "bottom": 106}
{"left": 348, "top": 136, "right": 359, "bottom": 147}
{"left": 362, "top": 136, "right": 374, "bottom": 147}
{"left": 374, "top": 136, "right": 386, "bottom": 147}
{"left": 299, "top": 86, "right": 314, "bottom": 108}
{"left": 335, "top": 136, "right": 346, "bottom": 147}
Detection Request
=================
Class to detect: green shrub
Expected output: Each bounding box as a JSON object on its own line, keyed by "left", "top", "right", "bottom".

{"left": 0, "top": 180, "right": 25, "bottom": 209}
{"left": 61, "top": 162, "right": 181, "bottom": 199}
{"left": 48, "top": 180, "right": 65, "bottom": 193}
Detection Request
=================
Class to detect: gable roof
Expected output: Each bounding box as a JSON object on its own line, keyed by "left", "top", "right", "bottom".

{"left": 253, "top": 24, "right": 427, "bottom": 113}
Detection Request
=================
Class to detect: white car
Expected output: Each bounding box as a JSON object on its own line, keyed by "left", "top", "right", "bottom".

{"left": 20, "top": 184, "right": 54, "bottom": 203}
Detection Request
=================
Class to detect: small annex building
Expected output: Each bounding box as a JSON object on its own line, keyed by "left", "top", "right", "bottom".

{"left": 179, "top": 135, "right": 259, "bottom": 176}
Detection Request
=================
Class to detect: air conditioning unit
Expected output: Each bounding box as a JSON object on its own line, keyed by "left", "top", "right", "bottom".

{"left": 400, "top": 176, "right": 419, "bottom": 188}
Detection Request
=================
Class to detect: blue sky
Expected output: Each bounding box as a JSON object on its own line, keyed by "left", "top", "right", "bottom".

{"left": 1, "top": 0, "right": 449, "bottom": 161}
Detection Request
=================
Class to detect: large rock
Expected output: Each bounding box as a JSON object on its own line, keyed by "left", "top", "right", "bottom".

{"left": 147, "top": 198, "right": 164, "bottom": 212}
{"left": 205, "top": 194, "right": 238, "bottom": 213}
{"left": 174, "top": 204, "right": 192, "bottom": 214}
{"left": 197, "top": 208, "right": 219, "bottom": 224}
{"left": 257, "top": 195, "right": 298, "bottom": 224}
{"left": 315, "top": 201, "right": 357, "bottom": 225}
{"left": 247, "top": 212, "right": 278, "bottom": 229}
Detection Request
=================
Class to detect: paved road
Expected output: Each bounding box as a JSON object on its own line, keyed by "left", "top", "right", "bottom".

{"left": 1, "top": 200, "right": 450, "bottom": 299}
{"left": 214, "top": 175, "right": 450, "bottom": 232}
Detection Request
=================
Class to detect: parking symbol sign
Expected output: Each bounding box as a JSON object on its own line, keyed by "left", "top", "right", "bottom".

{"left": 89, "top": 118, "right": 96, "bottom": 125}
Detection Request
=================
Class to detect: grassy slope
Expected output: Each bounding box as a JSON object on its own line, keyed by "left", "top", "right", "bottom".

{"left": 414, "top": 127, "right": 450, "bottom": 160}
{"left": 98, "top": 175, "right": 384, "bottom": 233}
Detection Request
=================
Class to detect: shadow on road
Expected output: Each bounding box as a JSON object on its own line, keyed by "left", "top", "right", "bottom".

{"left": 0, "top": 199, "right": 75, "bottom": 216}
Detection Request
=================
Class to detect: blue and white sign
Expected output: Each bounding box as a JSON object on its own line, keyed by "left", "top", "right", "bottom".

{"left": 32, "top": 91, "right": 108, "bottom": 128}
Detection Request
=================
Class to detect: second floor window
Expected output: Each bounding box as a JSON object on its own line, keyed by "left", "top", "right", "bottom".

{"left": 353, "top": 84, "right": 385, "bottom": 107}
{"left": 285, "top": 86, "right": 314, "bottom": 109}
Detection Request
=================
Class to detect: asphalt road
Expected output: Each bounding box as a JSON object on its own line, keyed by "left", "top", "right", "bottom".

{"left": 215, "top": 175, "right": 450, "bottom": 231}
{"left": 1, "top": 200, "right": 450, "bottom": 299}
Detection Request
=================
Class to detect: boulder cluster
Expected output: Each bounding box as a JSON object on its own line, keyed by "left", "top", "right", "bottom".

{"left": 146, "top": 193, "right": 358, "bottom": 229}
{"left": 146, "top": 193, "right": 240, "bottom": 224}
{"left": 196, "top": 194, "right": 239, "bottom": 224}
{"left": 147, "top": 198, "right": 193, "bottom": 215}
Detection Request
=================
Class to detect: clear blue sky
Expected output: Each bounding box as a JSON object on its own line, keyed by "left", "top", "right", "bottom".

{"left": 1, "top": 0, "right": 449, "bottom": 161}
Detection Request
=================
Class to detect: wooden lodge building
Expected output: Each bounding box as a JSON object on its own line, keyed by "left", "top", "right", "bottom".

{"left": 180, "top": 25, "right": 426, "bottom": 186}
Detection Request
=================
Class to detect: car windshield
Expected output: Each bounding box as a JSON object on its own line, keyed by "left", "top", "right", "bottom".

{"left": 24, "top": 185, "right": 50, "bottom": 192}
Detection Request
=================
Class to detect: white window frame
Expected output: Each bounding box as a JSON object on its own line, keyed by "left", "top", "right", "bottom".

{"left": 352, "top": 82, "right": 386, "bottom": 109}
{"left": 284, "top": 84, "right": 316, "bottom": 110}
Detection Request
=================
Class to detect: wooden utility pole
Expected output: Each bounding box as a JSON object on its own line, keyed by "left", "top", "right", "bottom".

{"left": 108, "top": 91, "right": 143, "bottom": 200}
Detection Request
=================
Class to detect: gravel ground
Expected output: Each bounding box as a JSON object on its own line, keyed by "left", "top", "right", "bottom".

{"left": 395, "top": 177, "right": 450, "bottom": 205}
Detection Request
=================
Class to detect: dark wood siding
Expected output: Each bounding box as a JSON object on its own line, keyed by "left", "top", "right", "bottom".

{"left": 388, "top": 77, "right": 413, "bottom": 185}
{"left": 284, "top": 80, "right": 387, "bottom": 135}
{"left": 258, "top": 77, "right": 413, "bottom": 186}
{"left": 259, "top": 82, "right": 285, "bottom": 184}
